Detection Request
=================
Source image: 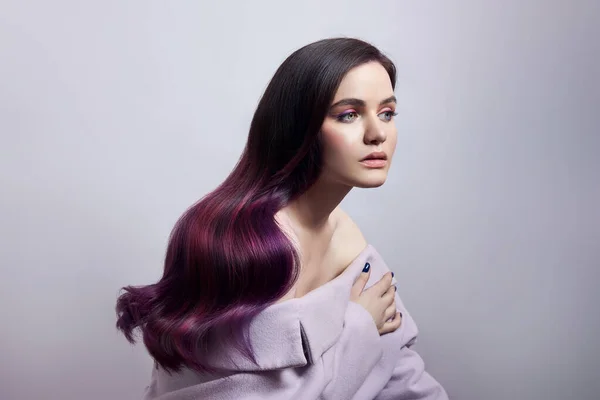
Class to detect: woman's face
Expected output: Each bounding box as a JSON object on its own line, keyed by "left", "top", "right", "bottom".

{"left": 319, "top": 61, "right": 398, "bottom": 189}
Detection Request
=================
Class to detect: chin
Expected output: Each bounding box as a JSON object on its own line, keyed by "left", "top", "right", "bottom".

{"left": 352, "top": 172, "right": 388, "bottom": 188}
{"left": 357, "top": 180, "right": 386, "bottom": 189}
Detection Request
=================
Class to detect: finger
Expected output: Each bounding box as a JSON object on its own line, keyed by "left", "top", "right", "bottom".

{"left": 351, "top": 262, "right": 371, "bottom": 298}
{"left": 384, "top": 303, "right": 397, "bottom": 321}
{"left": 381, "top": 285, "right": 396, "bottom": 304}
{"left": 379, "top": 312, "right": 402, "bottom": 335}
{"left": 367, "top": 272, "right": 393, "bottom": 297}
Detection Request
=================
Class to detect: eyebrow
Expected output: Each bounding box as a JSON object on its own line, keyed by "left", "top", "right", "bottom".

{"left": 329, "top": 95, "right": 397, "bottom": 109}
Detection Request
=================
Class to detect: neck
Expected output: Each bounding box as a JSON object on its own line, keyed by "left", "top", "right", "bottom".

{"left": 284, "top": 178, "right": 352, "bottom": 233}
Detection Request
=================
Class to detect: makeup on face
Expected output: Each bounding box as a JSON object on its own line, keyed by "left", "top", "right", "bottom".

{"left": 328, "top": 96, "right": 398, "bottom": 124}
{"left": 359, "top": 151, "right": 388, "bottom": 168}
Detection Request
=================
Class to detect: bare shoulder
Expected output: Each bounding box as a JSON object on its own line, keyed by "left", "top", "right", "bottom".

{"left": 330, "top": 207, "right": 369, "bottom": 267}
{"left": 332, "top": 207, "right": 368, "bottom": 247}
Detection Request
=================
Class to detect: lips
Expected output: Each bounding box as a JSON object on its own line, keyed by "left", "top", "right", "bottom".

{"left": 360, "top": 151, "right": 388, "bottom": 169}
{"left": 361, "top": 151, "right": 387, "bottom": 161}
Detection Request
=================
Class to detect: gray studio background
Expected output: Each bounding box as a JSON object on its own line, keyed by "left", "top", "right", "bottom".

{"left": 1, "top": 1, "right": 599, "bottom": 399}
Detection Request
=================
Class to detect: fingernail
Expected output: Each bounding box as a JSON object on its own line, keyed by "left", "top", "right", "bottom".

{"left": 394, "top": 286, "right": 397, "bottom": 292}
{"left": 362, "top": 262, "right": 370, "bottom": 273}
{"left": 391, "top": 272, "right": 395, "bottom": 278}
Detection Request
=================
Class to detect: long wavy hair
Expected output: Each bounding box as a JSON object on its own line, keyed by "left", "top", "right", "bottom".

{"left": 116, "top": 37, "right": 397, "bottom": 374}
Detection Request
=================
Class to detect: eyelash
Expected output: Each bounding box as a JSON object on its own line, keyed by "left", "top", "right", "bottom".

{"left": 336, "top": 110, "right": 398, "bottom": 123}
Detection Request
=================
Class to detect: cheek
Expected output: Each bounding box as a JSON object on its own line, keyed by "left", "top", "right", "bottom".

{"left": 320, "top": 127, "right": 356, "bottom": 173}
{"left": 321, "top": 124, "right": 347, "bottom": 155}
{"left": 324, "top": 131, "right": 352, "bottom": 153}
{"left": 321, "top": 121, "right": 361, "bottom": 154}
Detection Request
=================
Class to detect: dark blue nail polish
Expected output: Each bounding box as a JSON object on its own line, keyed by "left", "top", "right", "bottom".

{"left": 394, "top": 286, "right": 397, "bottom": 292}
{"left": 362, "top": 262, "right": 370, "bottom": 272}
{"left": 391, "top": 272, "right": 395, "bottom": 278}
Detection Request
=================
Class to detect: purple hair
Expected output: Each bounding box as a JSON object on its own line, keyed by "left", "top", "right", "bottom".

{"left": 115, "top": 37, "right": 397, "bottom": 374}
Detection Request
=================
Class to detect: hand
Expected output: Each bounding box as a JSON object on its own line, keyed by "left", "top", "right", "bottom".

{"left": 350, "top": 264, "right": 402, "bottom": 335}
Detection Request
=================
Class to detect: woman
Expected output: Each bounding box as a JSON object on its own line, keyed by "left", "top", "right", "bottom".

{"left": 116, "top": 37, "right": 449, "bottom": 399}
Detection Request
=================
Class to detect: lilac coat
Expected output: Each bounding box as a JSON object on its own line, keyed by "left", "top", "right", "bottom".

{"left": 143, "top": 245, "right": 449, "bottom": 399}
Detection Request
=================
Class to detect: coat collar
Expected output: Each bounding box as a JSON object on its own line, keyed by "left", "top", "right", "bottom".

{"left": 202, "top": 244, "right": 382, "bottom": 372}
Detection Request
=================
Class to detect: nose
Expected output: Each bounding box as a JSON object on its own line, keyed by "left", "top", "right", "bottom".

{"left": 363, "top": 114, "right": 387, "bottom": 145}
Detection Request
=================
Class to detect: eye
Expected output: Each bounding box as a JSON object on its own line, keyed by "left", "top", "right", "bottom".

{"left": 337, "top": 111, "right": 359, "bottom": 123}
{"left": 379, "top": 110, "right": 398, "bottom": 122}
